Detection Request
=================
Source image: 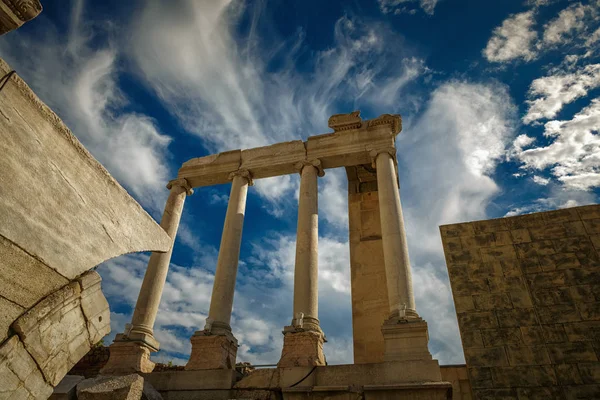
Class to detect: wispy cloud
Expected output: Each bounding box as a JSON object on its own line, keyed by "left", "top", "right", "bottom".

{"left": 377, "top": 0, "right": 441, "bottom": 15}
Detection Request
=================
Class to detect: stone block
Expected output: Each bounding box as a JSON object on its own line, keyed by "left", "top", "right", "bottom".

{"left": 584, "top": 219, "right": 600, "bottom": 234}
{"left": 537, "top": 255, "right": 556, "bottom": 271}
{"left": 578, "top": 363, "right": 600, "bottom": 384}
{"left": 526, "top": 271, "right": 566, "bottom": 289}
{"left": 511, "top": 229, "right": 531, "bottom": 244}
{"left": 0, "top": 296, "right": 25, "bottom": 344}
{"left": 381, "top": 320, "right": 433, "bottom": 362}
{"left": 591, "top": 235, "right": 600, "bottom": 250}
{"left": 519, "top": 257, "right": 541, "bottom": 274}
{"left": 541, "top": 324, "right": 568, "bottom": 343}
{"left": 240, "top": 140, "right": 306, "bottom": 179}
{"left": 565, "top": 269, "right": 600, "bottom": 286}
{"left": 563, "top": 384, "right": 600, "bottom": 400}
{"left": 496, "top": 308, "right": 537, "bottom": 327}
{"left": 578, "top": 205, "right": 600, "bottom": 220}
{"left": 570, "top": 285, "right": 597, "bottom": 303}
{"left": 505, "top": 345, "right": 550, "bottom": 365}
{"left": 458, "top": 312, "right": 498, "bottom": 330}
{"left": 464, "top": 347, "right": 507, "bottom": 367}
{"left": 473, "top": 294, "right": 512, "bottom": 310}
{"left": 187, "top": 332, "right": 239, "bottom": 370}
{"left": 481, "top": 328, "right": 522, "bottom": 347}
{"left": 488, "top": 276, "right": 526, "bottom": 293}
{"left": 565, "top": 220, "right": 588, "bottom": 236}
{"left": 100, "top": 340, "right": 155, "bottom": 375}
{"left": 454, "top": 296, "right": 475, "bottom": 313}
{"left": 480, "top": 245, "right": 517, "bottom": 262}
{"left": 450, "top": 248, "right": 481, "bottom": 263}
{"left": 580, "top": 302, "right": 600, "bottom": 321}
{"left": 506, "top": 213, "right": 545, "bottom": 230}
{"left": 472, "top": 219, "right": 508, "bottom": 234}
{"left": 554, "top": 237, "right": 595, "bottom": 253}
{"left": 50, "top": 375, "right": 85, "bottom": 400}
{"left": 461, "top": 330, "right": 484, "bottom": 348}
{"left": 78, "top": 271, "right": 110, "bottom": 344}
{"left": 494, "top": 231, "right": 513, "bottom": 246}
{"left": 516, "top": 240, "right": 556, "bottom": 258}
{"left": 491, "top": 366, "right": 541, "bottom": 387}
{"left": 440, "top": 223, "right": 475, "bottom": 238}
{"left": 529, "top": 223, "right": 567, "bottom": 240}
{"left": 551, "top": 252, "right": 581, "bottom": 269}
{"left": 498, "top": 260, "right": 521, "bottom": 277}
{"left": 548, "top": 342, "right": 598, "bottom": 363}
{"left": 510, "top": 291, "right": 533, "bottom": 308}
{"left": 564, "top": 321, "right": 600, "bottom": 341}
{"left": 516, "top": 386, "right": 563, "bottom": 399}
{"left": 461, "top": 233, "right": 495, "bottom": 249}
{"left": 77, "top": 374, "right": 144, "bottom": 400}
{"left": 520, "top": 326, "right": 545, "bottom": 345}
{"left": 12, "top": 281, "right": 92, "bottom": 386}
{"left": 473, "top": 387, "right": 517, "bottom": 400}
{"left": 0, "top": 335, "right": 53, "bottom": 400}
{"left": 442, "top": 236, "right": 462, "bottom": 254}
{"left": 468, "top": 261, "right": 503, "bottom": 278}
{"left": 468, "top": 367, "right": 493, "bottom": 388}
{"left": 543, "top": 208, "right": 580, "bottom": 224}
{"left": 555, "top": 363, "right": 583, "bottom": 385}
{"left": 277, "top": 331, "right": 325, "bottom": 367}
{"left": 536, "top": 304, "right": 581, "bottom": 324}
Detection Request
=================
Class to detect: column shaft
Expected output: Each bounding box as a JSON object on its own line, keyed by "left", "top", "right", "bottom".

{"left": 292, "top": 164, "right": 320, "bottom": 329}
{"left": 129, "top": 180, "right": 191, "bottom": 344}
{"left": 375, "top": 151, "right": 416, "bottom": 317}
{"left": 207, "top": 174, "right": 249, "bottom": 330}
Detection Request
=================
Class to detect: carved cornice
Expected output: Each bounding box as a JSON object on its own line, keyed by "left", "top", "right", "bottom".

{"left": 228, "top": 168, "right": 254, "bottom": 186}
{"left": 166, "top": 178, "right": 193, "bottom": 196}
{"left": 1, "top": 0, "right": 41, "bottom": 22}
{"left": 294, "top": 159, "right": 325, "bottom": 177}
{"left": 328, "top": 111, "right": 362, "bottom": 132}
{"left": 367, "top": 114, "right": 402, "bottom": 135}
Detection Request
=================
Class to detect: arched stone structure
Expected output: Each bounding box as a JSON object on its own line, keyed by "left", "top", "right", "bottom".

{"left": 0, "top": 59, "right": 172, "bottom": 398}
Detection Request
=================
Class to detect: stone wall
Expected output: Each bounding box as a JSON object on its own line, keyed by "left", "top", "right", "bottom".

{"left": 441, "top": 204, "right": 600, "bottom": 399}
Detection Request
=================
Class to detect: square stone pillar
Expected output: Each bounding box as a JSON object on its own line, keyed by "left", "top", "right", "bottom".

{"left": 278, "top": 329, "right": 326, "bottom": 368}
{"left": 100, "top": 334, "right": 156, "bottom": 375}
{"left": 382, "top": 317, "right": 433, "bottom": 362}
{"left": 186, "top": 330, "right": 238, "bottom": 370}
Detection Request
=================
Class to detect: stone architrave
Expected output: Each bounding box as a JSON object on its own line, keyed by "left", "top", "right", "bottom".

{"left": 101, "top": 178, "right": 193, "bottom": 375}
{"left": 278, "top": 160, "right": 326, "bottom": 368}
{"left": 186, "top": 169, "right": 251, "bottom": 370}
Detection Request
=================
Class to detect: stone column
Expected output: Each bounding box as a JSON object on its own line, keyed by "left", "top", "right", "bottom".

{"left": 372, "top": 148, "right": 432, "bottom": 362}
{"left": 186, "top": 169, "right": 252, "bottom": 370}
{"left": 101, "top": 178, "right": 193, "bottom": 374}
{"left": 278, "top": 160, "right": 326, "bottom": 368}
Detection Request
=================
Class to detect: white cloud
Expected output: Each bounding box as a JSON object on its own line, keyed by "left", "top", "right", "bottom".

{"left": 532, "top": 175, "right": 551, "bottom": 185}
{"left": 483, "top": 11, "right": 538, "bottom": 62}
{"left": 377, "top": 0, "right": 440, "bottom": 15}
{"left": 0, "top": 3, "right": 173, "bottom": 211}
{"left": 523, "top": 64, "right": 600, "bottom": 124}
{"left": 504, "top": 185, "right": 597, "bottom": 216}
{"left": 516, "top": 98, "right": 600, "bottom": 190}
{"left": 542, "top": 2, "right": 599, "bottom": 45}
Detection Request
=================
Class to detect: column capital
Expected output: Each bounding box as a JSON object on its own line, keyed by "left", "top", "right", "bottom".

{"left": 294, "top": 159, "right": 325, "bottom": 177}
{"left": 166, "top": 178, "right": 193, "bottom": 195}
{"left": 369, "top": 147, "right": 397, "bottom": 168}
{"left": 228, "top": 168, "right": 254, "bottom": 186}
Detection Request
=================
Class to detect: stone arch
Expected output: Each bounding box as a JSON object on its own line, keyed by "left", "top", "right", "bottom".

{"left": 0, "top": 59, "right": 171, "bottom": 398}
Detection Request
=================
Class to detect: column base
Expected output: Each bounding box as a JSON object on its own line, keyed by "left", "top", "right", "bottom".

{"left": 278, "top": 329, "right": 326, "bottom": 368}
{"left": 100, "top": 335, "right": 156, "bottom": 375}
{"left": 381, "top": 316, "right": 433, "bottom": 362}
{"left": 186, "top": 330, "right": 238, "bottom": 370}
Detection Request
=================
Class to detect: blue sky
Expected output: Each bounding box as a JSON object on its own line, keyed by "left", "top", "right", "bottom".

{"left": 1, "top": 0, "right": 599, "bottom": 366}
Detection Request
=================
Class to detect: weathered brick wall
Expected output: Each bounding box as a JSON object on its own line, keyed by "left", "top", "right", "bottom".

{"left": 440, "top": 205, "right": 600, "bottom": 399}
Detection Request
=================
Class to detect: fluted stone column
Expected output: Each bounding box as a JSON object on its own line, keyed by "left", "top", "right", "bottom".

{"left": 372, "top": 148, "right": 432, "bottom": 362}
{"left": 101, "top": 178, "right": 193, "bottom": 374}
{"left": 186, "top": 169, "right": 252, "bottom": 370}
{"left": 278, "top": 160, "right": 326, "bottom": 367}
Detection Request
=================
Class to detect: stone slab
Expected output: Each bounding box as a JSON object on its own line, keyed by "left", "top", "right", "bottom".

{"left": 0, "top": 58, "right": 171, "bottom": 282}
{"left": 241, "top": 140, "right": 306, "bottom": 179}
{"left": 49, "top": 375, "right": 85, "bottom": 400}
{"left": 0, "top": 0, "right": 42, "bottom": 35}
{"left": 77, "top": 374, "right": 144, "bottom": 400}
{"left": 0, "top": 295, "right": 24, "bottom": 344}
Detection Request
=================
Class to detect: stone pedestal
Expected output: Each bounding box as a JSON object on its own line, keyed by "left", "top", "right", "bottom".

{"left": 278, "top": 331, "right": 326, "bottom": 368}
{"left": 100, "top": 337, "right": 156, "bottom": 375}
{"left": 186, "top": 331, "right": 238, "bottom": 370}
{"left": 381, "top": 318, "right": 432, "bottom": 362}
